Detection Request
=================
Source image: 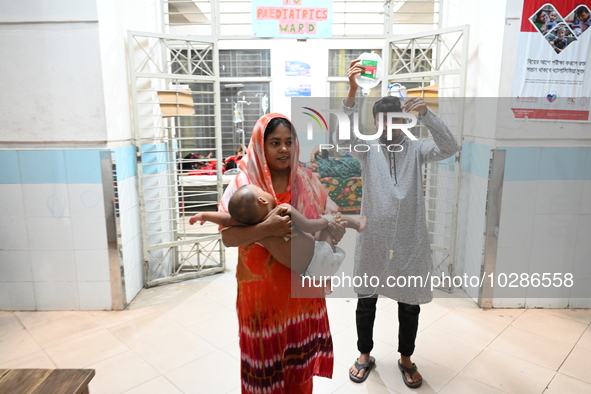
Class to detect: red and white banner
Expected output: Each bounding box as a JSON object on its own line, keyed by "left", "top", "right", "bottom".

{"left": 512, "top": 0, "right": 591, "bottom": 121}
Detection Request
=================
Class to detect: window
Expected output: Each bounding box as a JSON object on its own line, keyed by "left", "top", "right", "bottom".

{"left": 219, "top": 50, "right": 271, "bottom": 78}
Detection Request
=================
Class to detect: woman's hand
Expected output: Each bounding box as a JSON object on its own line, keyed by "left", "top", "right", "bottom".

{"left": 262, "top": 205, "right": 293, "bottom": 238}
{"left": 325, "top": 221, "right": 347, "bottom": 245}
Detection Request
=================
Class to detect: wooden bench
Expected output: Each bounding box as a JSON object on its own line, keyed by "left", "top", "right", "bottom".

{"left": 0, "top": 369, "right": 95, "bottom": 394}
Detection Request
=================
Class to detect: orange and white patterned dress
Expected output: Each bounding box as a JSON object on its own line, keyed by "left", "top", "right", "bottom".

{"left": 219, "top": 113, "right": 334, "bottom": 393}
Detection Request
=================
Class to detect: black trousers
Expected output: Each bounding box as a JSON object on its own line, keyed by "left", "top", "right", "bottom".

{"left": 356, "top": 295, "right": 420, "bottom": 357}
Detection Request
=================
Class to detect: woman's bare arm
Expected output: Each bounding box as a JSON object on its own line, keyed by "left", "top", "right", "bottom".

{"left": 259, "top": 229, "right": 315, "bottom": 274}
{"left": 221, "top": 205, "right": 291, "bottom": 247}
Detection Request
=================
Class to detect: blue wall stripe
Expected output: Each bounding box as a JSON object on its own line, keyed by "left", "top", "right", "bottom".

{"left": 502, "top": 147, "right": 541, "bottom": 182}
{"left": 19, "top": 150, "right": 68, "bottom": 184}
{"left": 65, "top": 150, "right": 102, "bottom": 183}
{"left": 113, "top": 145, "right": 137, "bottom": 181}
{"left": 460, "top": 142, "right": 492, "bottom": 179}
{"left": 461, "top": 143, "right": 591, "bottom": 181}
{"left": 585, "top": 148, "right": 591, "bottom": 181}
{"left": 141, "top": 142, "right": 169, "bottom": 175}
{"left": 538, "top": 147, "right": 588, "bottom": 181}
{"left": 1, "top": 149, "right": 106, "bottom": 184}
{"left": 0, "top": 150, "right": 21, "bottom": 183}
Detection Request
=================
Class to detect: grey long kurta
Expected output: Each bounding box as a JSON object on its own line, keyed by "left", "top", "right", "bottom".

{"left": 339, "top": 102, "right": 458, "bottom": 304}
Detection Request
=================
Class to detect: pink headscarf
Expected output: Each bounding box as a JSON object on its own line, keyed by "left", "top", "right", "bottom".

{"left": 219, "top": 113, "right": 328, "bottom": 220}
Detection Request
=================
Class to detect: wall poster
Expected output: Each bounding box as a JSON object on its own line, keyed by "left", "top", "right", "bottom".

{"left": 512, "top": 0, "right": 591, "bottom": 121}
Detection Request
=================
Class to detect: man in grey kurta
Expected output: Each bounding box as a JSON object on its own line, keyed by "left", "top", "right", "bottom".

{"left": 343, "top": 60, "right": 458, "bottom": 388}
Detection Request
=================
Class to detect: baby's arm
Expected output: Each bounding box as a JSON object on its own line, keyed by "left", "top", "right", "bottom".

{"left": 189, "top": 212, "right": 245, "bottom": 227}
{"left": 277, "top": 204, "right": 329, "bottom": 233}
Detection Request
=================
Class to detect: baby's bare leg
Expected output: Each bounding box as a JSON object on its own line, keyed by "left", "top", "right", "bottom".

{"left": 340, "top": 214, "right": 367, "bottom": 233}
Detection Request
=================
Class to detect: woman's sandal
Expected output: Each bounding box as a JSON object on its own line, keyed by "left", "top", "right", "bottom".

{"left": 349, "top": 356, "right": 375, "bottom": 383}
{"left": 397, "top": 359, "right": 422, "bottom": 388}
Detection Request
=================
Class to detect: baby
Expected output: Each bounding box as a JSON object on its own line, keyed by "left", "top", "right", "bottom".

{"left": 546, "top": 12, "right": 559, "bottom": 30}
{"left": 190, "top": 184, "right": 367, "bottom": 278}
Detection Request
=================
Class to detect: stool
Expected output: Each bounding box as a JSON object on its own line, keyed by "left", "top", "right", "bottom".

{"left": 0, "top": 369, "right": 95, "bottom": 394}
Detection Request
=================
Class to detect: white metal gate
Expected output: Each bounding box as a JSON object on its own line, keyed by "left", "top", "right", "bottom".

{"left": 384, "top": 26, "right": 469, "bottom": 291}
{"left": 128, "top": 31, "right": 225, "bottom": 287}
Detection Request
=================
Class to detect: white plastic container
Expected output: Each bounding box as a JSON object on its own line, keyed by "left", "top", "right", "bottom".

{"left": 355, "top": 52, "right": 384, "bottom": 96}
{"left": 389, "top": 83, "right": 408, "bottom": 102}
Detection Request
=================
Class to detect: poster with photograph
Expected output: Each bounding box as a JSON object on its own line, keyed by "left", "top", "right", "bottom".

{"left": 512, "top": 1, "right": 591, "bottom": 121}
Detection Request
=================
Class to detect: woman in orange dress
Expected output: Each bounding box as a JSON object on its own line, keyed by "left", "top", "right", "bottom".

{"left": 220, "top": 114, "right": 344, "bottom": 393}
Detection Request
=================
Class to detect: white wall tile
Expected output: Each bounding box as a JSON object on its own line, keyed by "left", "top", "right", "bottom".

{"left": 535, "top": 181, "right": 583, "bottom": 214}
{"left": 0, "top": 184, "right": 25, "bottom": 218}
{"left": 118, "top": 176, "right": 139, "bottom": 214}
{"left": 525, "top": 297, "right": 569, "bottom": 309}
{"left": 527, "top": 247, "right": 574, "bottom": 301}
{"left": 454, "top": 229, "right": 468, "bottom": 273}
{"left": 494, "top": 247, "right": 529, "bottom": 303}
{"left": 122, "top": 234, "right": 143, "bottom": 275}
{"left": 125, "top": 266, "right": 144, "bottom": 304}
{"left": 498, "top": 213, "right": 534, "bottom": 248}
{"left": 501, "top": 181, "right": 537, "bottom": 215}
{"left": 581, "top": 181, "right": 591, "bottom": 214}
{"left": 493, "top": 298, "right": 525, "bottom": 308}
{"left": 34, "top": 282, "right": 79, "bottom": 310}
{"left": 22, "top": 184, "right": 70, "bottom": 218}
{"left": 0, "top": 251, "right": 32, "bottom": 281}
{"left": 573, "top": 247, "right": 591, "bottom": 279}
{"left": 0, "top": 217, "right": 29, "bottom": 250}
{"left": 529, "top": 247, "right": 575, "bottom": 275}
{"left": 120, "top": 207, "right": 141, "bottom": 245}
{"left": 569, "top": 278, "right": 591, "bottom": 308}
{"left": 121, "top": 241, "right": 134, "bottom": 276}
{"left": 27, "top": 217, "right": 73, "bottom": 250}
{"left": 68, "top": 183, "right": 105, "bottom": 218}
{"left": 71, "top": 216, "right": 108, "bottom": 250}
{"left": 78, "top": 281, "right": 112, "bottom": 310}
{"left": 0, "top": 282, "right": 36, "bottom": 310}
{"left": 30, "top": 250, "right": 77, "bottom": 282}
{"left": 74, "top": 249, "right": 110, "bottom": 282}
{"left": 576, "top": 215, "right": 591, "bottom": 248}
{"left": 532, "top": 214, "right": 579, "bottom": 247}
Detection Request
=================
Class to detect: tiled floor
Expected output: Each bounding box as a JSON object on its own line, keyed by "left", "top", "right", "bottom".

{"left": 1, "top": 242, "right": 591, "bottom": 393}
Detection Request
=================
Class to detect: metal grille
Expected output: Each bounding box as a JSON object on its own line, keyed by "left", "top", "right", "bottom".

{"left": 128, "top": 31, "right": 225, "bottom": 287}
{"left": 386, "top": 26, "right": 468, "bottom": 292}
{"left": 220, "top": 49, "right": 271, "bottom": 78}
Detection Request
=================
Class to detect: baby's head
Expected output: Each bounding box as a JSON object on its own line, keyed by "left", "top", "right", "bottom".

{"left": 549, "top": 12, "right": 557, "bottom": 21}
{"left": 228, "top": 184, "right": 275, "bottom": 225}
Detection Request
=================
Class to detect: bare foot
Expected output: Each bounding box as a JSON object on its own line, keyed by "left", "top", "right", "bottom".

{"left": 349, "top": 353, "right": 370, "bottom": 379}
{"left": 400, "top": 355, "right": 422, "bottom": 385}
{"left": 357, "top": 216, "right": 367, "bottom": 233}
